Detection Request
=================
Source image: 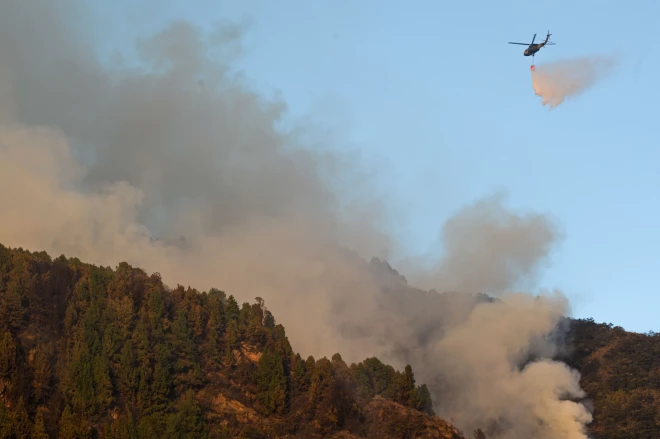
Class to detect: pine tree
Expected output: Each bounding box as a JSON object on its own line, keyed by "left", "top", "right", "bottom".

{"left": 31, "top": 409, "right": 50, "bottom": 439}
{"left": 223, "top": 320, "right": 239, "bottom": 366}
{"left": 290, "top": 353, "right": 308, "bottom": 396}
{"left": 102, "top": 321, "right": 122, "bottom": 361}
{"left": 92, "top": 354, "right": 114, "bottom": 412}
{"left": 106, "top": 411, "right": 138, "bottom": 439}
{"left": 256, "top": 350, "right": 288, "bottom": 415}
{"left": 263, "top": 310, "right": 275, "bottom": 329}
{"left": 352, "top": 363, "right": 374, "bottom": 400}
{"left": 403, "top": 364, "right": 422, "bottom": 409}
{"left": 31, "top": 344, "right": 52, "bottom": 403}
{"left": 0, "top": 329, "right": 17, "bottom": 381}
{"left": 224, "top": 296, "right": 240, "bottom": 323}
{"left": 137, "top": 372, "right": 151, "bottom": 411}
{"left": 58, "top": 405, "right": 92, "bottom": 439}
{"left": 152, "top": 360, "right": 171, "bottom": 410}
{"left": 164, "top": 390, "right": 208, "bottom": 438}
{"left": 206, "top": 328, "right": 221, "bottom": 367}
{"left": 136, "top": 417, "right": 160, "bottom": 439}
{"left": 0, "top": 403, "right": 13, "bottom": 438}
{"left": 418, "top": 384, "right": 435, "bottom": 415}
{"left": 0, "top": 257, "right": 30, "bottom": 330}
{"left": 133, "top": 320, "right": 151, "bottom": 369}
{"left": 206, "top": 293, "right": 226, "bottom": 367}
{"left": 303, "top": 356, "right": 316, "bottom": 390}
{"left": 117, "top": 342, "right": 138, "bottom": 400}
{"left": 173, "top": 308, "right": 199, "bottom": 379}
{"left": 11, "top": 397, "right": 31, "bottom": 439}
{"left": 148, "top": 290, "right": 166, "bottom": 331}
{"left": 68, "top": 342, "right": 96, "bottom": 414}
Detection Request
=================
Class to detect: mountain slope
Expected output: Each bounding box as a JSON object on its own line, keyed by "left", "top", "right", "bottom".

{"left": 2, "top": 243, "right": 658, "bottom": 439}
{"left": 366, "top": 258, "right": 660, "bottom": 438}
{"left": 562, "top": 318, "right": 660, "bottom": 439}
{"left": 0, "top": 244, "right": 464, "bottom": 439}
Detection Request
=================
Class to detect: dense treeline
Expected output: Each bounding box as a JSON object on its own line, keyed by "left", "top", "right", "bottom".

{"left": 565, "top": 318, "right": 660, "bottom": 439}
{"left": 0, "top": 244, "right": 440, "bottom": 438}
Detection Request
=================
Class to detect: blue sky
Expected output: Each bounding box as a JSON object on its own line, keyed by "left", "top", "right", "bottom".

{"left": 92, "top": 0, "right": 659, "bottom": 333}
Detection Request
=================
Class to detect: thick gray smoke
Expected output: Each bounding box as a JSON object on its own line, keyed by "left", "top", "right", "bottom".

{"left": 409, "top": 193, "right": 561, "bottom": 295}
{"left": 531, "top": 56, "right": 617, "bottom": 108}
{"left": 0, "top": 2, "right": 592, "bottom": 438}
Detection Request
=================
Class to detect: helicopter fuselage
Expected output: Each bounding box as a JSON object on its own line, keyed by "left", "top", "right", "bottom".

{"left": 524, "top": 44, "right": 543, "bottom": 56}
{"left": 509, "top": 32, "right": 554, "bottom": 58}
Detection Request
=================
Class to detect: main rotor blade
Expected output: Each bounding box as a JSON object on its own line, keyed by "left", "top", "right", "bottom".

{"left": 508, "top": 42, "right": 528, "bottom": 45}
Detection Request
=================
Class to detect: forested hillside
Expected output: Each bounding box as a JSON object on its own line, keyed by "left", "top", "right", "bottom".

{"left": 0, "top": 244, "right": 463, "bottom": 439}
{"left": 563, "top": 318, "right": 660, "bottom": 439}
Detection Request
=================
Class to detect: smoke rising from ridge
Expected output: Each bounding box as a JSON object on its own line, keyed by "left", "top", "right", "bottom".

{"left": 531, "top": 56, "right": 617, "bottom": 108}
{"left": 0, "top": 2, "right": 592, "bottom": 438}
{"left": 408, "top": 193, "right": 561, "bottom": 295}
{"left": 418, "top": 292, "right": 593, "bottom": 439}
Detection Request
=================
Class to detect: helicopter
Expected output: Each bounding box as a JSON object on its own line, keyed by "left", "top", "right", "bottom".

{"left": 508, "top": 31, "right": 555, "bottom": 62}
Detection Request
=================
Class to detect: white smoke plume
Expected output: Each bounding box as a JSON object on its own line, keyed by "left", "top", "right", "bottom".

{"left": 423, "top": 292, "right": 593, "bottom": 439}
{"left": 531, "top": 56, "right": 617, "bottom": 108}
{"left": 0, "top": 1, "right": 593, "bottom": 438}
